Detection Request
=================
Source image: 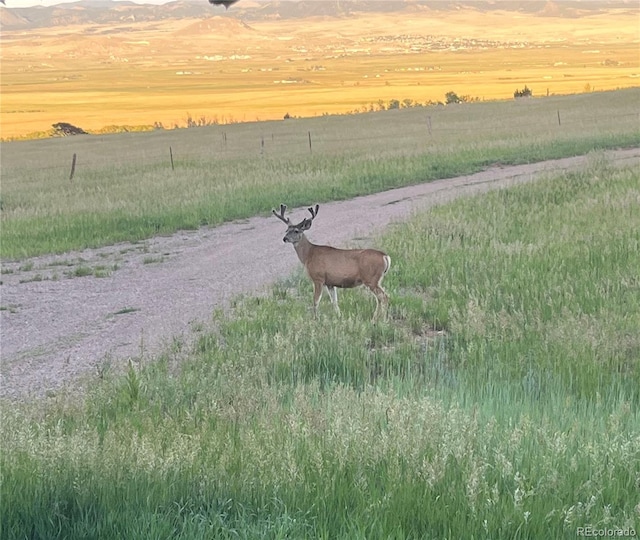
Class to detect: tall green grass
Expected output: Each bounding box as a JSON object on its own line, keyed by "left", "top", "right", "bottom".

{"left": 2, "top": 88, "right": 639, "bottom": 259}
{"left": 2, "top": 157, "right": 638, "bottom": 539}
{"left": 387, "top": 153, "right": 640, "bottom": 401}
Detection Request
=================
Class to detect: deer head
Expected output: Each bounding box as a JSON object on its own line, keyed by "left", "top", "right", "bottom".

{"left": 272, "top": 204, "right": 319, "bottom": 244}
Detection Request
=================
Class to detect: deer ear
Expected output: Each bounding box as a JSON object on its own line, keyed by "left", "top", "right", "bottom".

{"left": 300, "top": 218, "right": 313, "bottom": 230}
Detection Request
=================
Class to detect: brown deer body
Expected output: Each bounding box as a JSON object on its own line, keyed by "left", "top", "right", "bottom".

{"left": 273, "top": 204, "right": 390, "bottom": 320}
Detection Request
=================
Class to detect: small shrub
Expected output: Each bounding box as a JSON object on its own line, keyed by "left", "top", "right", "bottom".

{"left": 445, "top": 91, "right": 462, "bottom": 104}
{"left": 514, "top": 85, "right": 533, "bottom": 98}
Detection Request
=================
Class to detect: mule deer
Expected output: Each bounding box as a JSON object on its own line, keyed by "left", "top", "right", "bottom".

{"left": 273, "top": 204, "right": 391, "bottom": 320}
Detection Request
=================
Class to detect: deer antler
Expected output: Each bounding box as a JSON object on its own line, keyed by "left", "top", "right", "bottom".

{"left": 272, "top": 204, "right": 290, "bottom": 224}
{"left": 307, "top": 204, "right": 319, "bottom": 220}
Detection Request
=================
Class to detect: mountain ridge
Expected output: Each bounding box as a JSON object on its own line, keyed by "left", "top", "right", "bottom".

{"left": 1, "top": 0, "right": 636, "bottom": 30}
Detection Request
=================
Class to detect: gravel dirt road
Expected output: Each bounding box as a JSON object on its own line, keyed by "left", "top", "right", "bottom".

{"left": 2, "top": 148, "right": 639, "bottom": 400}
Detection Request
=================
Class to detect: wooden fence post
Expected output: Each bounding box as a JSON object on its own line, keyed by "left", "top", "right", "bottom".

{"left": 169, "top": 146, "right": 175, "bottom": 171}
{"left": 69, "top": 153, "right": 77, "bottom": 181}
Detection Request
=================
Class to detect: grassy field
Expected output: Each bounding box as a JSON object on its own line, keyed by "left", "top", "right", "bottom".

{"left": 2, "top": 88, "right": 639, "bottom": 260}
{"left": 2, "top": 155, "right": 639, "bottom": 538}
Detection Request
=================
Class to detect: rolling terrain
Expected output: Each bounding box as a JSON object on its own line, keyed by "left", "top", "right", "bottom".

{"left": 1, "top": 0, "right": 638, "bottom": 138}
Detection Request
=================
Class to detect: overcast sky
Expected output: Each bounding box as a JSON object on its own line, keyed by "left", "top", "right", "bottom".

{"left": 4, "top": 0, "right": 178, "bottom": 6}
{"left": 2, "top": 0, "right": 612, "bottom": 8}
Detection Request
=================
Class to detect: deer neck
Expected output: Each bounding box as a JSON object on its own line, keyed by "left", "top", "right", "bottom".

{"left": 293, "top": 234, "right": 314, "bottom": 264}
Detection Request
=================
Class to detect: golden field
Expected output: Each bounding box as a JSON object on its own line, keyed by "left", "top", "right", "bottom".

{"left": 1, "top": 5, "right": 638, "bottom": 139}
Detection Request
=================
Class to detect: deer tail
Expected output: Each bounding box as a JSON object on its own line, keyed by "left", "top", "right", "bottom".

{"left": 383, "top": 255, "right": 391, "bottom": 275}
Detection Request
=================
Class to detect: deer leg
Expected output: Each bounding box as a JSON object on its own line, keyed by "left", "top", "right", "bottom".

{"left": 326, "top": 285, "right": 340, "bottom": 314}
{"left": 312, "top": 281, "right": 323, "bottom": 317}
{"left": 370, "top": 285, "right": 389, "bottom": 321}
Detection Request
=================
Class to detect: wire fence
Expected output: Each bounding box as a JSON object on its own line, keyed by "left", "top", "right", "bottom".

{"left": 2, "top": 107, "right": 638, "bottom": 179}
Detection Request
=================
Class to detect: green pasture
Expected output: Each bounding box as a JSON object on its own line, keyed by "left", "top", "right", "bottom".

{"left": 1, "top": 88, "right": 639, "bottom": 259}
{"left": 2, "top": 155, "right": 639, "bottom": 539}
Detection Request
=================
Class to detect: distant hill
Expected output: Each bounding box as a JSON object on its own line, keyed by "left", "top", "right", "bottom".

{"left": 0, "top": 0, "right": 636, "bottom": 30}
{"left": 173, "top": 15, "right": 256, "bottom": 37}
